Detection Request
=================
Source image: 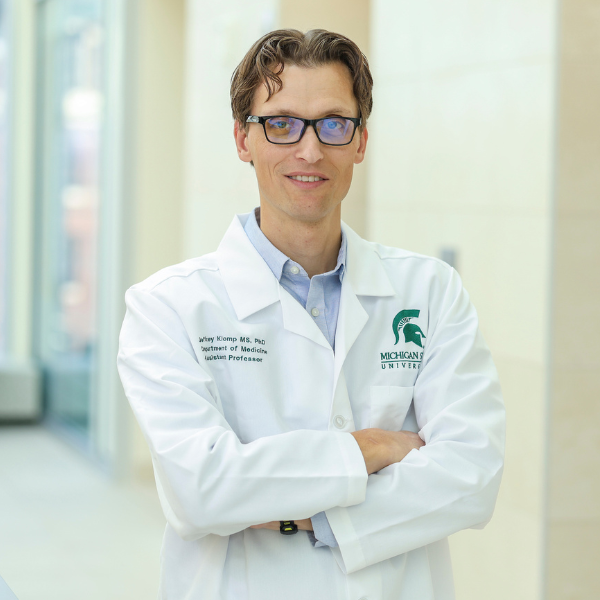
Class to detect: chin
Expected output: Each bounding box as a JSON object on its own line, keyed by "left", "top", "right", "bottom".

{"left": 287, "top": 195, "right": 340, "bottom": 219}
{"left": 288, "top": 203, "right": 337, "bottom": 224}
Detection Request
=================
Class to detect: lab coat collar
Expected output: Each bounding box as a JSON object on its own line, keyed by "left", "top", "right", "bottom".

{"left": 341, "top": 222, "right": 396, "bottom": 298}
{"left": 216, "top": 212, "right": 396, "bottom": 325}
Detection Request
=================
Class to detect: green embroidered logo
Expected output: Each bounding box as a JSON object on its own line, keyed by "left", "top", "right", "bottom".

{"left": 392, "top": 309, "right": 426, "bottom": 348}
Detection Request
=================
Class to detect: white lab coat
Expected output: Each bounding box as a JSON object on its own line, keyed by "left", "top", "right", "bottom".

{"left": 117, "top": 212, "right": 505, "bottom": 600}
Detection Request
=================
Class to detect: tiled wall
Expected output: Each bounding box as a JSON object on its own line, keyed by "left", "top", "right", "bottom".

{"left": 367, "top": 1, "right": 557, "bottom": 598}
{"left": 546, "top": 2, "right": 600, "bottom": 598}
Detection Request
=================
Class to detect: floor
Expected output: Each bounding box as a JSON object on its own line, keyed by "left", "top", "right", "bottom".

{"left": 0, "top": 425, "right": 166, "bottom": 600}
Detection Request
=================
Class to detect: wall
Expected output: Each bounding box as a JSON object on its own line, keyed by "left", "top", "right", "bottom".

{"left": 133, "top": 0, "right": 186, "bottom": 284}
{"left": 129, "top": 0, "right": 186, "bottom": 478}
{"left": 368, "top": 1, "right": 557, "bottom": 598}
{"left": 546, "top": 1, "right": 600, "bottom": 598}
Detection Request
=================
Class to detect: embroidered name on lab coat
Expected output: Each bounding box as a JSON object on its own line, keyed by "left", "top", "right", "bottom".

{"left": 199, "top": 335, "right": 267, "bottom": 363}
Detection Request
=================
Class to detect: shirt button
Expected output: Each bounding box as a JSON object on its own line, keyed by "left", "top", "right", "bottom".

{"left": 311, "top": 307, "right": 320, "bottom": 317}
{"left": 333, "top": 415, "right": 346, "bottom": 429}
{"left": 290, "top": 266, "right": 300, "bottom": 275}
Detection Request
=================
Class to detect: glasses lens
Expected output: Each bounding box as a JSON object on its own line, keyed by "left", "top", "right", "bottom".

{"left": 316, "top": 118, "right": 355, "bottom": 145}
{"left": 264, "top": 117, "right": 304, "bottom": 143}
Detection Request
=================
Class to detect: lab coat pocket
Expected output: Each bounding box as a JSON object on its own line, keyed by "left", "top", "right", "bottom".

{"left": 369, "top": 385, "right": 414, "bottom": 431}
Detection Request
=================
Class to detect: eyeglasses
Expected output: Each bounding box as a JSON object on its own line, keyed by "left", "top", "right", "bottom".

{"left": 246, "top": 115, "right": 361, "bottom": 146}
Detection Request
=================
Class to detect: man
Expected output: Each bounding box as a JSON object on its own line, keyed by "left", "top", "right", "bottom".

{"left": 117, "top": 29, "right": 505, "bottom": 600}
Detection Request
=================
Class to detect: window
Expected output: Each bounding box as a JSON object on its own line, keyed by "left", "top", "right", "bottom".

{"left": 35, "top": 0, "right": 104, "bottom": 435}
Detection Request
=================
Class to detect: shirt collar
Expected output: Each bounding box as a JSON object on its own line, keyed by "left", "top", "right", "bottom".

{"left": 243, "top": 206, "right": 347, "bottom": 281}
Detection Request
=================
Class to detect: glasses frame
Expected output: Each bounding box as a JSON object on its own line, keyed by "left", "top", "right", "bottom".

{"left": 246, "top": 115, "right": 362, "bottom": 146}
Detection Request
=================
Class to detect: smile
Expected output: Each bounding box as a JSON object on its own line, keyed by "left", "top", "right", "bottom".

{"left": 286, "top": 175, "right": 326, "bottom": 182}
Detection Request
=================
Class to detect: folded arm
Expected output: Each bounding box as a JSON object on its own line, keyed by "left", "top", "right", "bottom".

{"left": 323, "top": 268, "right": 506, "bottom": 573}
{"left": 252, "top": 420, "right": 427, "bottom": 545}
{"left": 117, "top": 286, "right": 368, "bottom": 541}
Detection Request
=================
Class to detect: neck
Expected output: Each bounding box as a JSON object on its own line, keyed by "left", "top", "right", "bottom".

{"left": 258, "top": 203, "right": 342, "bottom": 278}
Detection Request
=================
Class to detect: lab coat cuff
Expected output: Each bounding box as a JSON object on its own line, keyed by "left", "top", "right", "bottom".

{"left": 334, "top": 432, "right": 368, "bottom": 507}
{"left": 324, "top": 505, "right": 367, "bottom": 574}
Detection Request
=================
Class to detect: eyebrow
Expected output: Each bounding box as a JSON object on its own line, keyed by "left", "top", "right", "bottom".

{"left": 264, "top": 107, "right": 353, "bottom": 118}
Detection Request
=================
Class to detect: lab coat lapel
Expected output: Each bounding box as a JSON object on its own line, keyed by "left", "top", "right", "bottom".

{"left": 333, "top": 222, "right": 396, "bottom": 388}
{"left": 333, "top": 277, "right": 369, "bottom": 387}
{"left": 216, "top": 214, "right": 280, "bottom": 321}
{"left": 215, "top": 213, "right": 332, "bottom": 349}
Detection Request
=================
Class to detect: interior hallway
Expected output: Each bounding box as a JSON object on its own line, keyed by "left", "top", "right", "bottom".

{"left": 0, "top": 426, "right": 165, "bottom": 600}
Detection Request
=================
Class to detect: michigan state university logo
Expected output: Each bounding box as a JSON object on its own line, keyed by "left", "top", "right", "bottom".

{"left": 380, "top": 309, "right": 426, "bottom": 370}
{"left": 393, "top": 309, "right": 426, "bottom": 348}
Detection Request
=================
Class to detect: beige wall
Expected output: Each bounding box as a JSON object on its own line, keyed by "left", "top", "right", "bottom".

{"left": 130, "top": 0, "right": 186, "bottom": 478}
{"left": 133, "top": 0, "right": 186, "bottom": 284}
{"left": 279, "top": 0, "right": 370, "bottom": 237}
{"left": 367, "top": 1, "right": 557, "bottom": 598}
{"left": 546, "top": 2, "right": 600, "bottom": 598}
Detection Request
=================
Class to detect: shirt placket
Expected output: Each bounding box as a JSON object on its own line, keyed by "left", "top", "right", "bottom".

{"left": 306, "top": 275, "right": 332, "bottom": 349}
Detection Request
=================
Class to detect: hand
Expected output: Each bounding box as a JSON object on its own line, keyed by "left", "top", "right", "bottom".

{"left": 350, "top": 428, "right": 425, "bottom": 475}
{"left": 249, "top": 518, "right": 313, "bottom": 532}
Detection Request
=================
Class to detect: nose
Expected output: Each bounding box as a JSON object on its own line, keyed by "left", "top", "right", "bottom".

{"left": 294, "top": 123, "right": 324, "bottom": 163}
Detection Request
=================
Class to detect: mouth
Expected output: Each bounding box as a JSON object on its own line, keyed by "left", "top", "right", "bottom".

{"left": 284, "top": 173, "right": 329, "bottom": 189}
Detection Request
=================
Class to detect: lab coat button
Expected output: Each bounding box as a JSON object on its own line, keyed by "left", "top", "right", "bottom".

{"left": 290, "top": 266, "right": 300, "bottom": 275}
{"left": 358, "top": 597, "right": 369, "bottom": 600}
{"left": 333, "top": 415, "right": 346, "bottom": 429}
{"left": 311, "top": 307, "right": 320, "bottom": 317}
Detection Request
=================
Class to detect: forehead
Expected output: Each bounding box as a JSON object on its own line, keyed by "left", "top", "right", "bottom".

{"left": 251, "top": 62, "right": 358, "bottom": 117}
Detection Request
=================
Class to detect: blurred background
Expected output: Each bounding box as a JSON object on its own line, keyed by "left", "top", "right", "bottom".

{"left": 0, "top": 0, "right": 598, "bottom": 598}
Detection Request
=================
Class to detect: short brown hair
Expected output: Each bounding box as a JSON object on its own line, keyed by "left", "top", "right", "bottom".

{"left": 230, "top": 29, "right": 373, "bottom": 131}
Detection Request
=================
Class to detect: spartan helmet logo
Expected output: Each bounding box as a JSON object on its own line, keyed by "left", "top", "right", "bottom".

{"left": 392, "top": 309, "right": 426, "bottom": 348}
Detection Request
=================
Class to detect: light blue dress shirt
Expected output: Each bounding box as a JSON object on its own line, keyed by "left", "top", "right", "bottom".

{"left": 244, "top": 207, "right": 344, "bottom": 548}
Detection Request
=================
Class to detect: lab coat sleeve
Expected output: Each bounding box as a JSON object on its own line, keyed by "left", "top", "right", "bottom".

{"left": 324, "top": 267, "right": 506, "bottom": 574}
{"left": 117, "top": 285, "right": 368, "bottom": 542}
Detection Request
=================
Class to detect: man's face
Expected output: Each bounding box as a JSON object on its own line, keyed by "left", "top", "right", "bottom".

{"left": 234, "top": 62, "right": 368, "bottom": 224}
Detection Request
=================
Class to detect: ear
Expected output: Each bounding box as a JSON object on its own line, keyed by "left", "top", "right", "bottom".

{"left": 353, "top": 126, "right": 368, "bottom": 165}
{"left": 234, "top": 120, "right": 253, "bottom": 163}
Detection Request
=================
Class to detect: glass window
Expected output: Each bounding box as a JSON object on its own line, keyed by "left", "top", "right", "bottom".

{"left": 35, "top": 0, "right": 104, "bottom": 435}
